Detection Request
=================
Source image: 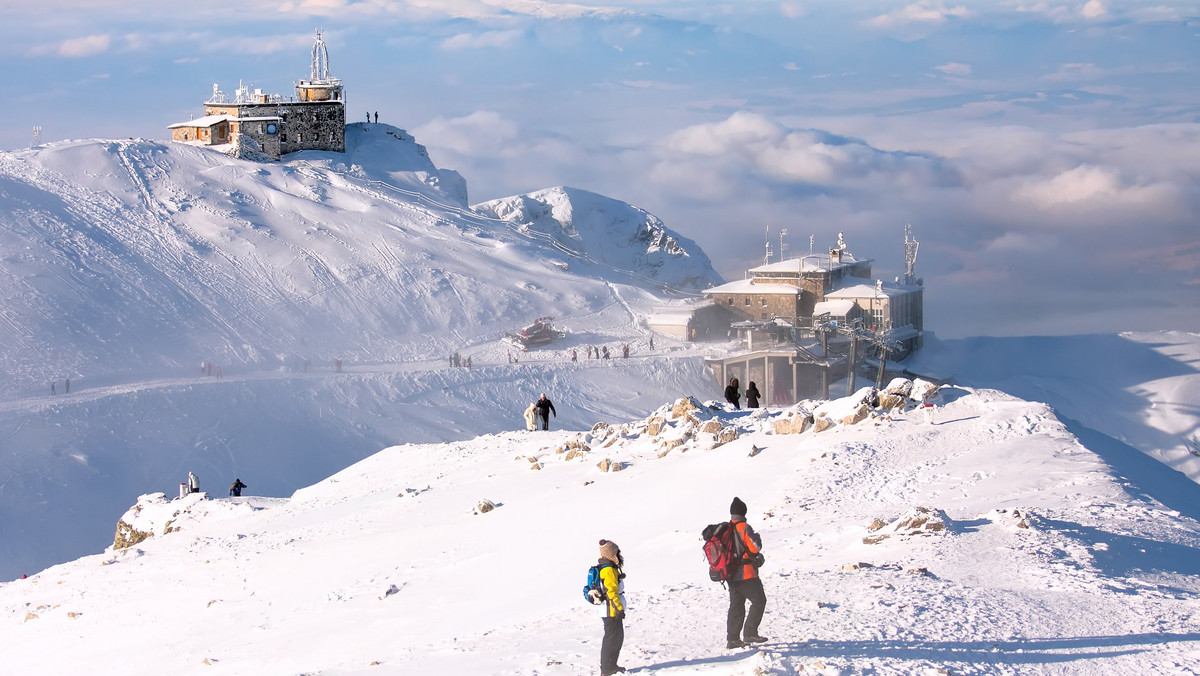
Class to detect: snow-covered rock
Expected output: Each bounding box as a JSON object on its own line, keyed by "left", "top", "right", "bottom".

{"left": 474, "top": 186, "right": 722, "bottom": 290}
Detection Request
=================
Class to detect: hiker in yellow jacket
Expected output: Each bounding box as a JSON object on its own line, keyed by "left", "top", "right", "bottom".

{"left": 597, "top": 539, "right": 627, "bottom": 676}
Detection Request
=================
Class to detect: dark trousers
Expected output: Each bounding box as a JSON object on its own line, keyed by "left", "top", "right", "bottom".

{"left": 601, "top": 615, "right": 624, "bottom": 673}
{"left": 539, "top": 412, "right": 551, "bottom": 431}
{"left": 727, "top": 577, "right": 766, "bottom": 641}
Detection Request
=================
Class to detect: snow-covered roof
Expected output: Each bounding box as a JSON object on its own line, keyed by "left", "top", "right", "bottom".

{"left": 646, "top": 312, "right": 692, "bottom": 327}
{"left": 750, "top": 251, "right": 870, "bottom": 275}
{"left": 826, "top": 280, "right": 920, "bottom": 300}
{"left": 167, "top": 114, "right": 231, "bottom": 129}
{"left": 813, "top": 299, "right": 857, "bottom": 316}
{"left": 702, "top": 279, "right": 800, "bottom": 295}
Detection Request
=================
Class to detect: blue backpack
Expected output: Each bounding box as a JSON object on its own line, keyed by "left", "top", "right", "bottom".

{"left": 583, "top": 563, "right": 611, "bottom": 604}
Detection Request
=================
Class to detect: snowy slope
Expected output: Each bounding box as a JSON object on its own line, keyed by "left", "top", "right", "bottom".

{"left": 0, "top": 126, "right": 724, "bottom": 580}
{"left": 0, "top": 123, "right": 718, "bottom": 397}
{"left": 475, "top": 186, "right": 722, "bottom": 292}
{"left": 908, "top": 332, "right": 1200, "bottom": 483}
{"left": 2, "top": 385, "right": 1198, "bottom": 675}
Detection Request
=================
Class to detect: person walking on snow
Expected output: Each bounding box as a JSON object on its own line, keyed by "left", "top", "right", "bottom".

{"left": 724, "top": 377, "right": 740, "bottom": 409}
{"left": 726, "top": 497, "right": 767, "bottom": 648}
{"left": 595, "top": 539, "right": 627, "bottom": 676}
{"left": 535, "top": 393, "right": 557, "bottom": 430}
{"left": 523, "top": 402, "right": 538, "bottom": 431}
{"left": 229, "top": 478, "right": 247, "bottom": 497}
{"left": 745, "top": 381, "right": 761, "bottom": 408}
{"left": 187, "top": 471, "right": 200, "bottom": 494}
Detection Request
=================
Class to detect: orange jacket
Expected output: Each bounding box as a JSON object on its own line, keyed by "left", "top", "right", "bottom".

{"left": 732, "top": 518, "right": 761, "bottom": 581}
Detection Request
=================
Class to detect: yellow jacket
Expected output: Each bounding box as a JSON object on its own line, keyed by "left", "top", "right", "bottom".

{"left": 599, "top": 564, "right": 625, "bottom": 617}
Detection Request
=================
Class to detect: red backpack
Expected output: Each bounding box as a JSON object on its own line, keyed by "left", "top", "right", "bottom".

{"left": 701, "top": 522, "right": 741, "bottom": 584}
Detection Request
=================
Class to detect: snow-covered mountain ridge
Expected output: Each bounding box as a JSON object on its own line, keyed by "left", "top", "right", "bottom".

{"left": 4, "top": 380, "right": 1198, "bottom": 674}
{"left": 0, "top": 123, "right": 718, "bottom": 397}
{"left": 0, "top": 124, "right": 723, "bottom": 580}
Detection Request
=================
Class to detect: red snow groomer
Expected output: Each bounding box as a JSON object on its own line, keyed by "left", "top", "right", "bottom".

{"left": 504, "top": 316, "right": 566, "bottom": 350}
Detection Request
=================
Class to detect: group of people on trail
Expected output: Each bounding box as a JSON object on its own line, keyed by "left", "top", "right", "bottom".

{"left": 49, "top": 378, "right": 70, "bottom": 395}
{"left": 584, "top": 345, "right": 611, "bottom": 360}
{"left": 523, "top": 394, "right": 557, "bottom": 431}
{"left": 450, "top": 352, "right": 471, "bottom": 368}
{"left": 588, "top": 497, "right": 768, "bottom": 675}
{"left": 723, "top": 378, "right": 761, "bottom": 410}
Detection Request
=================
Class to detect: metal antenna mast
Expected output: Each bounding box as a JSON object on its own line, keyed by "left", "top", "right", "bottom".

{"left": 779, "top": 228, "right": 788, "bottom": 261}
{"left": 764, "top": 225, "right": 772, "bottom": 265}
{"left": 31, "top": 126, "right": 41, "bottom": 148}
{"left": 904, "top": 223, "right": 920, "bottom": 285}
{"left": 311, "top": 29, "right": 333, "bottom": 81}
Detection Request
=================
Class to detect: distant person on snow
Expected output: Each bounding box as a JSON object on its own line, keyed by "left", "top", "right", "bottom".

{"left": 50, "top": 382, "right": 55, "bottom": 395}
{"left": 595, "top": 539, "right": 627, "bottom": 676}
{"left": 726, "top": 497, "right": 767, "bottom": 649}
{"left": 724, "top": 377, "right": 740, "bottom": 409}
{"left": 622, "top": 344, "right": 629, "bottom": 359}
{"left": 535, "top": 393, "right": 557, "bottom": 431}
{"left": 745, "top": 382, "right": 761, "bottom": 408}
{"left": 229, "top": 478, "right": 247, "bottom": 497}
{"left": 523, "top": 402, "right": 538, "bottom": 431}
{"left": 187, "top": 471, "right": 200, "bottom": 494}
{"left": 602, "top": 346, "right": 610, "bottom": 359}
{"left": 65, "top": 378, "right": 70, "bottom": 394}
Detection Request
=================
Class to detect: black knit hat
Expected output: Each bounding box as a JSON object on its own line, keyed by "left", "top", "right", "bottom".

{"left": 730, "top": 497, "right": 747, "bottom": 516}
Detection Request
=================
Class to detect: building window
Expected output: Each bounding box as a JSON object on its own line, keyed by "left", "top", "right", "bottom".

{"left": 744, "top": 298, "right": 751, "bottom": 306}
{"left": 760, "top": 299, "right": 768, "bottom": 307}
{"left": 727, "top": 299, "right": 733, "bottom": 306}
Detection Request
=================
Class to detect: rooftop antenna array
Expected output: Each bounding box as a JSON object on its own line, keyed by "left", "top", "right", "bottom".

{"left": 779, "top": 228, "right": 788, "bottom": 261}
{"left": 763, "top": 224, "right": 772, "bottom": 265}
{"left": 31, "top": 126, "right": 41, "bottom": 148}
{"left": 311, "top": 29, "right": 334, "bottom": 82}
{"left": 903, "top": 223, "right": 920, "bottom": 285}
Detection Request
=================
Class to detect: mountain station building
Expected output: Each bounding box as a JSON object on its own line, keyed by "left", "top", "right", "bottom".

{"left": 168, "top": 32, "right": 345, "bottom": 161}
{"left": 698, "top": 233, "right": 925, "bottom": 403}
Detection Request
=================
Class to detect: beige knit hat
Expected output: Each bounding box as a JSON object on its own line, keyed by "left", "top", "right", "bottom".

{"left": 599, "top": 539, "right": 620, "bottom": 564}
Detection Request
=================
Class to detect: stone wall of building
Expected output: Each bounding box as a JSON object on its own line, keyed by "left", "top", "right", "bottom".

{"left": 710, "top": 292, "right": 804, "bottom": 322}
{"left": 203, "top": 101, "right": 345, "bottom": 160}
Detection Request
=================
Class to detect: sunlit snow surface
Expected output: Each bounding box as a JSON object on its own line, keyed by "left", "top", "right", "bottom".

{"left": 1, "top": 128, "right": 1198, "bottom": 674}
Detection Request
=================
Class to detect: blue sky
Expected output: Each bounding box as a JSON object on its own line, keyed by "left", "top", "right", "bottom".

{"left": 2, "top": 0, "right": 1197, "bottom": 337}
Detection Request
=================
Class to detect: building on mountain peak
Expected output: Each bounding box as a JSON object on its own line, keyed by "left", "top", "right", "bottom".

{"left": 701, "top": 230, "right": 925, "bottom": 404}
{"left": 167, "top": 30, "right": 346, "bottom": 161}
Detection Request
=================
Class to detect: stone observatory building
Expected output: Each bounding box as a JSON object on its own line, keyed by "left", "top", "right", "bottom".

{"left": 168, "top": 31, "right": 346, "bottom": 161}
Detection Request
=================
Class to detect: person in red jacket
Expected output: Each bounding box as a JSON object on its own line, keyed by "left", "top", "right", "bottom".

{"left": 727, "top": 497, "right": 767, "bottom": 648}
